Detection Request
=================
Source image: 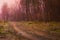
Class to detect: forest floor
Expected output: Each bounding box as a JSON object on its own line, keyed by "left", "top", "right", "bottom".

{"left": 0, "top": 21, "right": 60, "bottom": 40}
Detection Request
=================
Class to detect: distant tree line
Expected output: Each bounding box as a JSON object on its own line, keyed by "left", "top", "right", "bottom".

{"left": 1, "top": 0, "right": 60, "bottom": 21}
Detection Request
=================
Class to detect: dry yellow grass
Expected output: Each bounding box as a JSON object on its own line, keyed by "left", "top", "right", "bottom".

{"left": 0, "top": 21, "right": 60, "bottom": 40}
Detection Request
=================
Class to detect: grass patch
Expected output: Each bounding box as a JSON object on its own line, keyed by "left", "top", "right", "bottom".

{"left": 0, "top": 21, "right": 60, "bottom": 40}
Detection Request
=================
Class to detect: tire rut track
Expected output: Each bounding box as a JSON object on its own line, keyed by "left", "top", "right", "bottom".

{"left": 10, "top": 22, "right": 40, "bottom": 40}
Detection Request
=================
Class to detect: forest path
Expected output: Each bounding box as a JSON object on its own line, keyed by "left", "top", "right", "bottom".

{"left": 0, "top": 22, "right": 59, "bottom": 40}
{"left": 10, "top": 22, "right": 50, "bottom": 40}
{"left": 10, "top": 22, "right": 40, "bottom": 40}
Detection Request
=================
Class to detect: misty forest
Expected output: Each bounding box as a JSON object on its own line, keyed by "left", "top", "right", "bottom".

{"left": 0, "top": 0, "right": 60, "bottom": 40}
{"left": 0, "top": 0, "right": 60, "bottom": 21}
